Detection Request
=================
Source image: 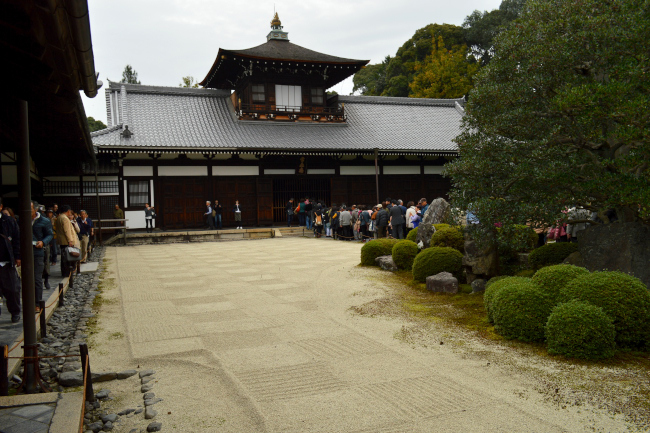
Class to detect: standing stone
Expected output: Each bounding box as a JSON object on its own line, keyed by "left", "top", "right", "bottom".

{"left": 462, "top": 238, "right": 498, "bottom": 283}
{"left": 426, "top": 272, "right": 459, "bottom": 293}
{"left": 416, "top": 198, "right": 450, "bottom": 249}
{"left": 471, "top": 279, "right": 487, "bottom": 293}
{"left": 579, "top": 222, "right": 650, "bottom": 288}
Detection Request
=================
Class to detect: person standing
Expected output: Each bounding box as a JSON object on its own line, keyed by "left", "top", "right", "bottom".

{"left": 305, "top": 199, "right": 313, "bottom": 230}
{"left": 144, "top": 203, "right": 155, "bottom": 233}
{"left": 32, "top": 201, "right": 53, "bottom": 313}
{"left": 213, "top": 200, "right": 223, "bottom": 230}
{"left": 375, "top": 204, "right": 389, "bottom": 239}
{"left": 113, "top": 204, "right": 124, "bottom": 225}
{"left": 77, "top": 210, "right": 93, "bottom": 262}
{"left": 56, "top": 205, "right": 80, "bottom": 280}
{"left": 405, "top": 201, "right": 417, "bottom": 238}
{"left": 286, "top": 198, "right": 294, "bottom": 227}
{"left": 0, "top": 198, "right": 21, "bottom": 323}
{"left": 389, "top": 200, "right": 405, "bottom": 239}
{"left": 339, "top": 206, "right": 352, "bottom": 241}
{"left": 47, "top": 209, "right": 57, "bottom": 266}
{"left": 233, "top": 201, "right": 242, "bottom": 229}
{"left": 360, "top": 206, "right": 371, "bottom": 241}
{"left": 204, "top": 201, "right": 214, "bottom": 230}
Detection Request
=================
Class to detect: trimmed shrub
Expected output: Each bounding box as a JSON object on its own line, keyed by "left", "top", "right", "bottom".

{"left": 545, "top": 300, "right": 616, "bottom": 360}
{"left": 392, "top": 240, "right": 419, "bottom": 271}
{"left": 559, "top": 271, "right": 650, "bottom": 348}
{"left": 411, "top": 247, "right": 463, "bottom": 282}
{"left": 406, "top": 227, "right": 418, "bottom": 242}
{"left": 532, "top": 264, "right": 589, "bottom": 304}
{"left": 514, "top": 269, "right": 536, "bottom": 278}
{"left": 360, "top": 239, "right": 399, "bottom": 266}
{"left": 430, "top": 227, "right": 464, "bottom": 253}
{"left": 528, "top": 242, "right": 578, "bottom": 269}
{"left": 433, "top": 223, "right": 450, "bottom": 231}
{"left": 484, "top": 276, "right": 531, "bottom": 323}
{"left": 491, "top": 281, "right": 554, "bottom": 342}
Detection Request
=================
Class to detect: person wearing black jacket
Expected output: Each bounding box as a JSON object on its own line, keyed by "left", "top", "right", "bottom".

{"left": 286, "top": 198, "right": 294, "bottom": 227}
{"left": 0, "top": 198, "right": 21, "bottom": 323}
{"left": 389, "top": 200, "right": 405, "bottom": 239}
{"left": 213, "top": 200, "right": 223, "bottom": 229}
{"left": 360, "top": 206, "right": 371, "bottom": 241}
{"left": 375, "top": 204, "right": 389, "bottom": 239}
{"left": 233, "top": 201, "right": 243, "bottom": 229}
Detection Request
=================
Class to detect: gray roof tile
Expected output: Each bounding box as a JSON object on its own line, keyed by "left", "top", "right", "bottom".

{"left": 91, "top": 84, "right": 462, "bottom": 153}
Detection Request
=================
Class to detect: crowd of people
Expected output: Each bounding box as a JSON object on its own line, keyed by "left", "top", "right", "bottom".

{"left": 0, "top": 198, "right": 94, "bottom": 323}
{"left": 286, "top": 197, "right": 432, "bottom": 241}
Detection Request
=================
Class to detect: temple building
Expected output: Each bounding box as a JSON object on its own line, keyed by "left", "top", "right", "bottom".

{"left": 47, "top": 14, "right": 464, "bottom": 230}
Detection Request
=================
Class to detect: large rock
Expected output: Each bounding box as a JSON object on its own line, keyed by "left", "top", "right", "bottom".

{"left": 416, "top": 198, "right": 450, "bottom": 248}
{"left": 58, "top": 371, "right": 84, "bottom": 387}
{"left": 462, "top": 238, "right": 498, "bottom": 283}
{"left": 426, "top": 272, "right": 459, "bottom": 294}
{"left": 579, "top": 222, "right": 650, "bottom": 288}
{"left": 375, "top": 255, "right": 398, "bottom": 272}
{"left": 471, "top": 278, "right": 487, "bottom": 293}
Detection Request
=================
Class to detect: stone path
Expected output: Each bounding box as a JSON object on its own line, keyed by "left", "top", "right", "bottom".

{"left": 91, "top": 238, "right": 629, "bottom": 432}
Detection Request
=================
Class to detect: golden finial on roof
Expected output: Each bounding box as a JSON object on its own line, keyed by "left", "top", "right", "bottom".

{"left": 271, "top": 12, "right": 282, "bottom": 28}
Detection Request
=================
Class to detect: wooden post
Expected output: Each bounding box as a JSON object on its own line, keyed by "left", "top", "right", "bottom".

{"left": 58, "top": 283, "right": 64, "bottom": 307}
{"left": 79, "top": 343, "right": 95, "bottom": 402}
{"left": 39, "top": 301, "right": 46, "bottom": 338}
{"left": 1, "top": 345, "right": 8, "bottom": 396}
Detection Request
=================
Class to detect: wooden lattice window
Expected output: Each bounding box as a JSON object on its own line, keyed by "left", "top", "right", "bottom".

{"left": 252, "top": 84, "right": 265, "bottom": 103}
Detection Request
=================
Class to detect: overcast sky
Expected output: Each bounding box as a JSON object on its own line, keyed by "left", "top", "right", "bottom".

{"left": 82, "top": 0, "right": 502, "bottom": 124}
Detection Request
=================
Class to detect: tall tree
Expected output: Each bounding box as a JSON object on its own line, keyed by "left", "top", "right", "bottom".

{"left": 180, "top": 76, "right": 199, "bottom": 88}
{"left": 87, "top": 116, "right": 106, "bottom": 132}
{"left": 462, "top": 0, "right": 526, "bottom": 66}
{"left": 121, "top": 65, "right": 141, "bottom": 84}
{"left": 409, "top": 36, "right": 479, "bottom": 99}
{"left": 352, "top": 58, "right": 389, "bottom": 95}
{"left": 446, "top": 0, "right": 650, "bottom": 237}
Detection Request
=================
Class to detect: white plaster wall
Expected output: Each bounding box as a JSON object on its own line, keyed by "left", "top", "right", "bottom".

{"left": 424, "top": 166, "right": 445, "bottom": 175}
{"left": 158, "top": 166, "right": 207, "bottom": 176}
{"left": 123, "top": 166, "right": 153, "bottom": 176}
{"left": 213, "top": 166, "right": 259, "bottom": 176}
{"left": 383, "top": 166, "right": 420, "bottom": 175}
{"left": 340, "top": 166, "right": 376, "bottom": 175}
{"left": 125, "top": 210, "right": 150, "bottom": 229}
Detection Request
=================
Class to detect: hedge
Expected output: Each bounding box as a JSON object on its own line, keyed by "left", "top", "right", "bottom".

{"left": 391, "top": 240, "right": 419, "bottom": 271}
{"left": 559, "top": 271, "right": 650, "bottom": 348}
{"left": 528, "top": 242, "right": 578, "bottom": 269}
{"left": 406, "top": 227, "right": 418, "bottom": 242}
{"left": 430, "top": 227, "right": 464, "bottom": 253}
{"left": 484, "top": 276, "right": 532, "bottom": 324}
{"left": 491, "top": 281, "right": 554, "bottom": 342}
{"left": 532, "top": 264, "right": 589, "bottom": 304}
{"left": 411, "top": 247, "right": 463, "bottom": 282}
{"left": 360, "top": 239, "right": 399, "bottom": 266}
{"left": 545, "top": 300, "right": 616, "bottom": 360}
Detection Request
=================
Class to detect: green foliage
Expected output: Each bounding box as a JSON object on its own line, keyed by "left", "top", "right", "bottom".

{"left": 483, "top": 276, "right": 530, "bottom": 323}
{"left": 391, "top": 240, "right": 420, "bottom": 271}
{"left": 532, "top": 264, "right": 589, "bottom": 303}
{"left": 545, "top": 300, "right": 616, "bottom": 360}
{"left": 360, "top": 239, "right": 399, "bottom": 266}
{"left": 514, "top": 269, "right": 536, "bottom": 278}
{"left": 121, "top": 64, "right": 141, "bottom": 84}
{"left": 406, "top": 227, "right": 418, "bottom": 242}
{"left": 528, "top": 243, "right": 578, "bottom": 269}
{"left": 430, "top": 226, "right": 464, "bottom": 253}
{"left": 411, "top": 247, "right": 463, "bottom": 282}
{"left": 559, "top": 271, "right": 650, "bottom": 348}
{"left": 433, "top": 224, "right": 450, "bottom": 231}
{"left": 495, "top": 224, "right": 539, "bottom": 275}
{"left": 447, "top": 0, "right": 650, "bottom": 233}
{"left": 87, "top": 116, "right": 107, "bottom": 132}
{"left": 409, "top": 36, "right": 479, "bottom": 99}
{"left": 491, "top": 281, "right": 554, "bottom": 342}
{"left": 180, "top": 76, "right": 199, "bottom": 88}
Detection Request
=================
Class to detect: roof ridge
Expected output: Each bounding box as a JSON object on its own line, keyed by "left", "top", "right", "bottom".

{"left": 90, "top": 124, "right": 122, "bottom": 137}
{"left": 338, "top": 95, "right": 462, "bottom": 107}
{"left": 107, "top": 81, "right": 230, "bottom": 96}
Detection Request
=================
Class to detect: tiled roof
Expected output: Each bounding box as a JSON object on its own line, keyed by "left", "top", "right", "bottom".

{"left": 225, "top": 40, "right": 369, "bottom": 64}
{"left": 92, "top": 82, "right": 462, "bottom": 154}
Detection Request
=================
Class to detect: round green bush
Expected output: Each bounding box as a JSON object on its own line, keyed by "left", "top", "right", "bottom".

{"left": 430, "top": 227, "right": 464, "bottom": 253}
{"left": 491, "top": 281, "right": 554, "bottom": 342}
{"left": 411, "top": 247, "right": 463, "bottom": 282}
{"left": 532, "top": 264, "right": 589, "bottom": 304}
{"left": 360, "top": 239, "right": 399, "bottom": 266}
{"left": 391, "top": 240, "right": 419, "bottom": 270}
{"left": 545, "top": 300, "right": 616, "bottom": 360}
{"left": 514, "top": 269, "right": 536, "bottom": 278}
{"left": 484, "top": 276, "right": 531, "bottom": 324}
{"left": 433, "top": 223, "right": 450, "bottom": 231}
{"left": 406, "top": 227, "right": 418, "bottom": 242}
{"left": 528, "top": 242, "right": 578, "bottom": 269}
{"left": 559, "top": 271, "right": 650, "bottom": 348}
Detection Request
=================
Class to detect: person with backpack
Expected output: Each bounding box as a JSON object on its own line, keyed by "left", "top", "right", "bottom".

{"left": 314, "top": 207, "right": 324, "bottom": 238}
{"left": 330, "top": 206, "right": 340, "bottom": 240}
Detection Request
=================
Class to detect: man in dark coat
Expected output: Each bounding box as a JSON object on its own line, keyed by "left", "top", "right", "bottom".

{"left": 389, "top": 200, "right": 405, "bottom": 239}
{"left": 286, "top": 198, "right": 294, "bottom": 227}
{"left": 375, "top": 204, "right": 389, "bottom": 239}
{"left": 32, "top": 201, "right": 53, "bottom": 312}
{"left": 0, "top": 197, "right": 21, "bottom": 323}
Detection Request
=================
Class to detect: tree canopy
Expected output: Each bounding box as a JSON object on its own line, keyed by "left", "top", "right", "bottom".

{"left": 121, "top": 65, "right": 141, "bottom": 84}
{"left": 409, "top": 36, "right": 479, "bottom": 99}
{"left": 180, "top": 76, "right": 199, "bottom": 88}
{"left": 87, "top": 116, "right": 106, "bottom": 132}
{"left": 446, "top": 0, "right": 650, "bottom": 232}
